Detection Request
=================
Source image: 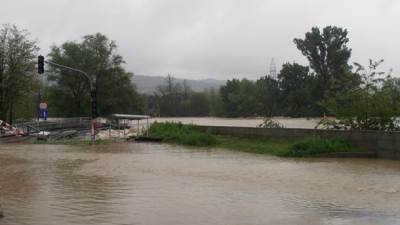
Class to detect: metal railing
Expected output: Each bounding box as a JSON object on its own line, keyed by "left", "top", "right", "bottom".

{"left": 13, "top": 117, "right": 92, "bottom": 135}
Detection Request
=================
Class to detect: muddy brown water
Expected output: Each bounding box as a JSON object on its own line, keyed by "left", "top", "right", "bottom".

{"left": 1, "top": 143, "right": 400, "bottom": 225}
{"left": 147, "top": 117, "right": 321, "bottom": 129}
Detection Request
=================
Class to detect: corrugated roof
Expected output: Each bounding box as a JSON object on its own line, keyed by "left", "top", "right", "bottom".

{"left": 110, "top": 114, "right": 150, "bottom": 120}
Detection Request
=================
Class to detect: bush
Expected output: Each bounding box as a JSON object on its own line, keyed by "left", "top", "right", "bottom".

{"left": 258, "top": 118, "right": 285, "bottom": 128}
{"left": 323, "top": 60, "right": 400, "bottom": 131}
{"left": 282, "top": 137, "right": 354, "bottom": 157}
{"left": 148, "top": 122, "right": 217, "bottom": 146}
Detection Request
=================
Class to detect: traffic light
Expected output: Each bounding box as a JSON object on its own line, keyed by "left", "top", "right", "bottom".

{"left": 90, "top": 90, "right": 98, "bottom": 118}
{"left": 38, "top": 55, "right": 44, "bottom": 74}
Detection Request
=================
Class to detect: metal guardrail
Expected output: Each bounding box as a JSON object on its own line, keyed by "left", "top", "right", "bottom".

{"left": 14, "top": 117, "right": 92, "bottom": 134}
{"left": 0, "top": 118, "right": 95, "bottom": 143}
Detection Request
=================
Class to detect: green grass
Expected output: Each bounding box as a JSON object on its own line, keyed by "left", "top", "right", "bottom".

{"left": 215, "top": 135, "right": 293, "bottom": 156}
{"left": 148, "top": 122, "right": 365, "bottom": 157}
{"left": 286, "top": 137, "right": 357, "bottom": 157}
{"left": 148, "top": 122, "right": 217, "bottom": 146}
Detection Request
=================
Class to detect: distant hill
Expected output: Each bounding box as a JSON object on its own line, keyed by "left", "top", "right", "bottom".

{"left": 132, "top": 75, "right": 226, "bottom": 94}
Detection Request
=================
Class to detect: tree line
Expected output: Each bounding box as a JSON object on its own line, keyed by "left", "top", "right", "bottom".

{"left": 0, "top": 24, "right": 144, "bottom": 123}
{"left": 148, "top": 26, "right": 400, "bottom": 130}
{"left": 1, "top": 23, "right": 400, "bottom": 130}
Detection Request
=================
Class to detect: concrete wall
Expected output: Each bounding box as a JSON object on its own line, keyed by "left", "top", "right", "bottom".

{"left": 198, "top": 126, "right": 400, "bottom": 159}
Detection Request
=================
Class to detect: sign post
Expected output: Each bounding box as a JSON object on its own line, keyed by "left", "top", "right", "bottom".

{"left": 90, "top": 90, "right": 97, "bottom": 143}
{"left": 41, "top": 58, "right": 97, "bottom": 144}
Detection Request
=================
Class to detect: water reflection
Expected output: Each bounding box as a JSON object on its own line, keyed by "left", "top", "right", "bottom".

{"left": 1, "top": 143, "right": 400, "bottom": 225}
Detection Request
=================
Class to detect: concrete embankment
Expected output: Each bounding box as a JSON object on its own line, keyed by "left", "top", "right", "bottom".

{"left": 199, "top": 126, "right": 400, "bottom": 160}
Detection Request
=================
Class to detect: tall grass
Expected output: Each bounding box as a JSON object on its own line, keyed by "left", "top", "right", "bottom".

{"left": 147, "top": 122, "right": 362, "bottom": 157}
{"left": 282, "top": 137, "right": 355, "bottom": 157}
{"left": 148, "top": 122, "right": 217, "bottom": 146}
{"left": 216, "top": 135, "right": 292, "bottom": 155}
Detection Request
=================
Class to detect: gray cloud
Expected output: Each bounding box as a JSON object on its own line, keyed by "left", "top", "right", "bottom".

{"left": 1, "top": 0, "right": 399, "bottom": 79}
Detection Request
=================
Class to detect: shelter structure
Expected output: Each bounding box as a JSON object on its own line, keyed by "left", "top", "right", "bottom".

{"left": 108, "top": 114, "right": 151, "bottom": 138}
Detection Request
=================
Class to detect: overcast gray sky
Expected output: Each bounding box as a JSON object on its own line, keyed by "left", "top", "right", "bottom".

{"left": 1, "top": 0, "right": 399, "bottom": 80}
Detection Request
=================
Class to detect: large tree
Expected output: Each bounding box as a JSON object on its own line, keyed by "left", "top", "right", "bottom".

{"left": 47, "top": 33, "right": 143, "bottom": 117}
{"left": 0, "top": 24, "right": 39, "bottom": 123}
{"left": 154, "top": 75, "right": 185, "bottom": 116}
{"left": 294, "top": 26, "right": 357, "bottom": 102}
{"left": 255, "top": 76, "right": 280, "bottom": 117}
{"left": 207, "top": 87, "right": 223, "bottom": 116}
{"left": 278, "top": 62, "right": 319, "bottom": 116}
{"left": 219, "top": 79, "right": 241, "bottom": 117}
{"left": 188, "top": 92, "right": 209, "bottom": 116}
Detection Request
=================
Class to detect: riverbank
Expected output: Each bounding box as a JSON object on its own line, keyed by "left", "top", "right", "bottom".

{"left": 147, "top": 122, "right": 366, "bottom": 157}
{"left": 214, "top": 135, "right": 365, "bottom": 157}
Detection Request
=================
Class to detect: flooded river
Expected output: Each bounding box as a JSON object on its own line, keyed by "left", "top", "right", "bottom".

{"left": 1, "top": 143, "right": 400, "bottom": 225}
{"left": 148, "top": 117, "right": 320, "bottom": 129}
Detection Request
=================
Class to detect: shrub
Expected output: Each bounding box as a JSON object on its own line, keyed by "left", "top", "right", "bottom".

{"left": 322, "top": 60, "right": 400, "bottom": 131}
{"left": 258, "top": 118, "right": 285, "bottom": 128}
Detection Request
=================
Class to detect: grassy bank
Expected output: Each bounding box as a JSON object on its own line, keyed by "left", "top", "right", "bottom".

{"left": 148, "top": 122, "right": 364, "bottom": 157}
{"left": 216, "top": 135, "right": 359, "bottom": 157}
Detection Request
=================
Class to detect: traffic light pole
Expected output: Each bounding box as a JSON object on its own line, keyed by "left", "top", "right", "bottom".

{"left": 44, "top": 60, "right": 97, "bottom": 144}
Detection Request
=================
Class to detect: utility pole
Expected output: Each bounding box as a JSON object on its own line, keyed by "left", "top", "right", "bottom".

{"left": 38, "top": 56, "right": 97, "bottom": 144}
{"left": 37, "top": 56, "right": 44, "bottom": 131}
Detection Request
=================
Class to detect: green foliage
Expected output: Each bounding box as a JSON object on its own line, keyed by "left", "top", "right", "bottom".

{"left": 216, "top": 136, "right": 292, "bottom": 155}
{"left": 145, "top": 26, "right": 361, "bottom": 118}
{"left": 255, "top": 76, "right": 280, "bottom": 116}
{"left": 207, "top": 87, "right": 224, "bottom": 116}
{"left": 294, "top": 26, "right": 358, "bottom": 110}
{"left": 283, "top": 137, "right": 355, "bottom": 157}
{"left": 0, "top": 24, "right": 39, "bottom": 123}
{"left": 217, "top": 135, "right": 360, "bottom": 157}
{"left": 278, "top": 62, "right": 321, "bottom": 116}
{"left": 217, "top": 64, "right": 320, "bottom": 118}
{"left": 219, "top": 79, "right": 241, "bottom": 117}
{"left": 4, "top": 24, "right": 398, "bottom": 123}
{"left": 153, "top": 75, "right": 185, "bottom": 116}
{"left": 314, "top": 117, "right": 344, "bottom": 130}
{"left": 384, "top": 77, "right": 400, "bottom": 103}
{"left": 147, "top": 26, "right": 396, "bottom": 120}
{"left": 188, "top": 92, "right": 210, "bottom": 116}
{"left": 147, "top": 123, "right": 362, "bottom": 157}
{"left": 148, "top": 122, "right": 217, "bottom": 146}
{"left": 148, "top": 75, "right": 213, "bottom": 117}
{"left": 219, "top": 78, "right": 259, "bottom": 117}
{"left": 47, "top": 33, "right": 143, "bottom": 117}
{"left": 323, "top": 60, "right": 400, "bottom": 131}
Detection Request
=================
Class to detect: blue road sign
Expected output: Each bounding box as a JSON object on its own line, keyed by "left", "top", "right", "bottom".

{"left": 40, "top": 109, "right": 48, "bottom": 120}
